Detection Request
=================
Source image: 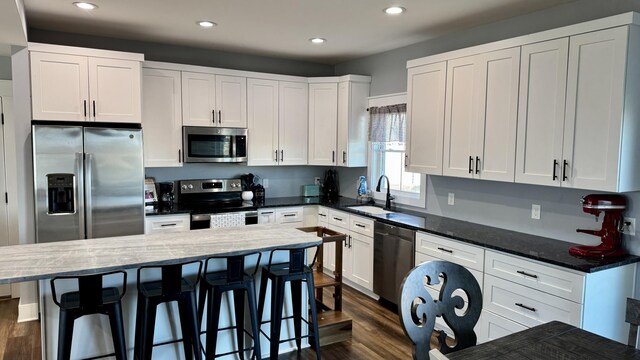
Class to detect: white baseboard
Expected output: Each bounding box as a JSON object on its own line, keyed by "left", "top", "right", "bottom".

{"left": 17, "top": 299, "right": 39, "bottom": 323}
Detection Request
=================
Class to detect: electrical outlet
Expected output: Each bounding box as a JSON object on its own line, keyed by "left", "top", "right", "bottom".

{"left": 263, "top": 178, "right": 269, "bottom": 188}
{"left": 531, "top": 204, "right": 541, "bottom": 220}
{"left": 314, "top": 177, "right": 321, "bottom": 186}
{"left": 447, "top": 193, "right": 455, "bottom": 205}
{"left": 623, "top": 217, "right": 636, "bottom": 236}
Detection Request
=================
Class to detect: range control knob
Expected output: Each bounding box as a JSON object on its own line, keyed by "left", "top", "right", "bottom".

{"left": 187, "top": 184, "right": 194, "bottom": 189}
{"left": 231, "top": 183, "right": 237, "bottom": 188}
{"left": 181, "top": 184, "right": 187, "bottom": 190}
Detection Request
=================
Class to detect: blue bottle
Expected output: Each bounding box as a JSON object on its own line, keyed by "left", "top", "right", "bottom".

{"left": 357, "top": 176, "right": 367, "bottom": 197}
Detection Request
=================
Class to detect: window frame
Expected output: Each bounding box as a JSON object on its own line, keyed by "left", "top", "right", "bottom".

{"left": 367, "top": 93, "right": 426, "bottom": 208}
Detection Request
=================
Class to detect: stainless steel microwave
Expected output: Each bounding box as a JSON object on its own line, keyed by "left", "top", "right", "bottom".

{"left": 182, "top": 126, "right": 247, "bottom": 163}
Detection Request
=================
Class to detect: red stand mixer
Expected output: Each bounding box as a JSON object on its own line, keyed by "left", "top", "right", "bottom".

{"left": 569, "top": 194, "right": 627, "bottom": 258}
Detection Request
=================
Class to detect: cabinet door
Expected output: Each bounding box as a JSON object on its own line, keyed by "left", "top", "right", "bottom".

{"left": 88, "top": 57, "right": 142, "bottom": 123}
{"left": 142, "top": 68, "right": 183, "bottom": 167}
{"left": 476, "top": 47, "right": 520, "bottom": 182}
{"left": 443, "top": 55, "right": 482, "bottom": 178}
{"left": 337, "top": 81, "right": 369, "bottom": 167}
{"left": 247, "top": 78, "right": 279, "bottom": 166}
{"left": 515, "top": 38, "right": 568, "bottom": 186}
{"left": 258, "top": 209, "right": 276, "bottom": 224}
{"left": 406, "top": 62, "right": 446, "bottom": 174}
{"left": 308, "top": 83, "right": 338, "bottom": 165}
{"left": 215, "top": 75, "right": 247, "bottom": 128}
{"left": 279, "top": 81, "right": 308, "bottom": 165}
{"left": 349, "top": 232, "right": 373, "bottom": 290}
{"left": 30, "top": 52, "right": 89, "bottom": 121}
{"left": 563, "top": 27, "right": 628, "bottom": 191}
{"left": 182, "top": 72, "right": 216, "bottom": 127}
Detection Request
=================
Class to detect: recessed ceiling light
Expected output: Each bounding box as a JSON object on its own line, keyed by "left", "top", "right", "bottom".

{"left": 309, "top": 38, "right": 326, "bottom": 44}
{"left": 73, "top": 2, "right": 98, "bottom": 10}
{"left": 384, "top": 6, "right": 406, "bottom": 15}
{"left": 197, "top": 21, "right": 217, "bottom": 28}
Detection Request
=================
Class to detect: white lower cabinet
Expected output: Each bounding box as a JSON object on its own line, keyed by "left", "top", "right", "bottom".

{"left": 477, "top": 309, "right": 527, "bottom": 343}
{"left": 258, "top": 207, "right": 303, "bottom": 227}
{"left": 144, "top": 214, "right": 190, "bottom": 234}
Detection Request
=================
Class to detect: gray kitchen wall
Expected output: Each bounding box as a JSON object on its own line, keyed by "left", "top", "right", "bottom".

{"left": 0, "top": 57, "right": 11, "bottom": 80}
{"left": 335, "top": 0, "right": 640, "bottom": 96}
{"left": 336, "top": 0, "right": 640, "bottom": 257}
{"left": 27, "top": 29, "right": 334, "bottom": 77}
{"left": 145, "top": 165, "right": 330, "bottom": 198}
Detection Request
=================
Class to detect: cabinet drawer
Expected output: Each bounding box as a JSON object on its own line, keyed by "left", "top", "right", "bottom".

{"left": 477, "top": 309, "right": 528, "bottom": 344}
{"left": 276, "top": 207, "right": 303, "bottom": 224}
{"left": 416, "top": 252, "right": 483, "bottom": 290}
{"left": 349, "top": 215, "right": 373, "bottom": 237}
{"left": 144, "top": 214, "right": 190, "bottom": 234}
{"left": 415, "top": 232, "right": 484, "bottom": 272}
{"left": 328, "top": 209, "right": 349, "bottom": 229}
{"left": 318, "top": 206, "right": 329, "bottom": 224}
{"left": 484, "top": 250, "right": 584, "bottom": 303}
{"left": 483, "top": 274, "right": 582, "bottom": 328}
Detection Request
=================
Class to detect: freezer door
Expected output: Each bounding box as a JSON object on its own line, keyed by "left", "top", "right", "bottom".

{"left": 33, "top": 125, "right": 85, "bottom": 243}
{"left": 84, "top": 127, "right": 144, "bottom": 238}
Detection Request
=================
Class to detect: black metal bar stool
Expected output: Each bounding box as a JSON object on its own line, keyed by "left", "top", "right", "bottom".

{"left": 134, "top": 261, "right": 203, "bottom": 360}
{"left": 50, "top": 270, "right": 128, "bottom": 360}
{"left": 197, "top": 252, "right": 262, "bottom": 359}
{"left": 257, "top": 244, "right": 321, "bottom": 360}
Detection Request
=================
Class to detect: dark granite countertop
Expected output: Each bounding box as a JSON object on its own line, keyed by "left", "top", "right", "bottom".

{"left": 146, "top": 196, "right": 640, "bottom": 273}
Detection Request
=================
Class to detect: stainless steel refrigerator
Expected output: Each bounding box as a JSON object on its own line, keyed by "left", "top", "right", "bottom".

{"left": 32, "top": 124, "right": 144, "bottom": 243}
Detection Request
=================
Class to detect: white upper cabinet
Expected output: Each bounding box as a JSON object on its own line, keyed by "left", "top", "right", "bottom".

{"left": 406, "top": 62, "right": 447, "bottom": 174}
{"left": 515, "top": 38, "right": 569, "bottom": 187}
{"left": 279, "top": 81, "right": 308, "bottom": 165}
{"left": 215, "top": 75, "right": 247, "bottom": 128}
{"left": 142, "top": 68, "right": 183, "bottom": 167}
{"left": 30, "top": 48, "right": 142, "bottom": 123}
{"left": 247, "top": 78, "right": 279, "bottom": 165}
{"left": 562, "top": 26, "right": 628, "bottom": 191}
{"left": 182, "top": 72, "right": 216, "bottom": 127}
{"left": 337, "top": 80, "right": 370, "bottom": 167}
{"left": 308, "top": 82, "right": 338, "bottom": 165}
{"left": 247, "top": 79, "right": 308, "bottom": 166}
{"left": 182, "top": 72, "right": 246, "bottom": 128}
{"left": 443, "top": 48, "right": 519, "bottom": 181}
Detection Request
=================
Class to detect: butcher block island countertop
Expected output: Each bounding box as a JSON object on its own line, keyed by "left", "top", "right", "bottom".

{"left": 0, "top": 224, "right": 322, "bottom": 285}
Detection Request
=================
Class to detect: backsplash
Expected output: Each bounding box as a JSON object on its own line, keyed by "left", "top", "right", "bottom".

{"left": 145, "top": 164, "right": 330, "bottom": 198}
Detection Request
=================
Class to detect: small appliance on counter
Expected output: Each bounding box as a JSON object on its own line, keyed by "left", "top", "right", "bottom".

{"left": 302, "top": 185, "right": 320, "bottom": 197}
{"left": 570, "top": 194, "right": 627, "bottom": 258}
{"left": 158, "top": 182, "right": 175, "bottom": 204}
{"left": 144, "top": 178, "right": 158, "bottom": 206}
{"left": 323, "top": 169, "right": 339, "bottom": 200}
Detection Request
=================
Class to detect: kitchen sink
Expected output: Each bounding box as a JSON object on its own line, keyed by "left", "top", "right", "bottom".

{"left": 347, "top": 206, "right": 393, "bottom": 215}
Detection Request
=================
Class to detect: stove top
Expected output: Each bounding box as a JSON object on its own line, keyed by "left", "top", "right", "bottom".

{"left": 174, "top": 178, "right": 257, "bottom": 214}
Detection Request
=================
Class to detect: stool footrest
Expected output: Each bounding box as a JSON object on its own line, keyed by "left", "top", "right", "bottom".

{"left": 259, "top": 329, "right": 317, "bottom": 344}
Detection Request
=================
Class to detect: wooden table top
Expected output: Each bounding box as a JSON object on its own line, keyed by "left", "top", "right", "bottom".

{"left": 447, "top": 321, "right": 640, "bottom": 359}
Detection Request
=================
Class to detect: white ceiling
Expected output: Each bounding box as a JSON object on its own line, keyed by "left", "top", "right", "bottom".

{"left": 23, "top": 0, "right": 575, "bottom": 64}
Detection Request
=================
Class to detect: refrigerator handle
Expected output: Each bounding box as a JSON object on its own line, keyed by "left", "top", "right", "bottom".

{"left": 75, "top": 152, "right": 85, "bottom": 240}
{"left": 85, "top": 153, "right": 93, "bottom": 239}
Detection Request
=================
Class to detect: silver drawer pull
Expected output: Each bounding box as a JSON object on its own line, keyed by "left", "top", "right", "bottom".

{"left": 516, "top": 270, "right": 538, "bottom": 279}
{"left": 160, "top": 223, "right": 177, "bottom": 227}
{"left": 333, "top": 217, "right": 343, "bottom": 221}
{"left": 437, "top": 247, "right": 453, "bottom": 254}
{"left": 515, "top": 303, "right": 536, "bottom": 312}
{"left": 355, "top": 223, "right": 366, "bottom": 228}
{"left": 261, "top": 211, "right": 274, "bottom": 215}
{"left": 319, "top": 213, "right": 327, "bottom": 217}
{"left": 283, "top": 214, "right": 296, "bottom": 217}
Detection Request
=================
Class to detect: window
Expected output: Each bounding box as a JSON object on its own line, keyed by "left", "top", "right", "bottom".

{"left": 368, "top": 94, "right": 426, "bottom": 208}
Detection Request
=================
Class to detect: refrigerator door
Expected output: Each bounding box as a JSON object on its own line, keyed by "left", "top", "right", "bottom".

{"left": 33, "top": 125, "right": 85, "bottom": 243}
{"left": 84, "top": 127, "right": 144, "bottom": 238}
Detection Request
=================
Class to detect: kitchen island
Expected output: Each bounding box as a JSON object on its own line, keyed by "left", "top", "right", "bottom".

{"left": 0, "top": 225, "right": 323, "bottom": 360}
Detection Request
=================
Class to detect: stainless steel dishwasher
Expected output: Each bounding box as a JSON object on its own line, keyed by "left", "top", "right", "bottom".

{"left": 373, "top": 221, "right": 415, "bottom": 305}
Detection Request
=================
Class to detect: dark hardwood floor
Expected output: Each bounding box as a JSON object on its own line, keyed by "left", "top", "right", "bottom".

{"left": 0, "top": 285, "right": 418, "bottom": 359}
{"left": 0, "top": 298, "right": 41, "bottom": 360}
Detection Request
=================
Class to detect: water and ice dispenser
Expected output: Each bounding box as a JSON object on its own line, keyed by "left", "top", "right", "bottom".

{"left": 47, "top": 174, "right": 75, "bottom": 214}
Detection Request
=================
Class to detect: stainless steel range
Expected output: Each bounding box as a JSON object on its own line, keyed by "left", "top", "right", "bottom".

{"left": 175, "top": 178, "right": 257, "bottom": 229}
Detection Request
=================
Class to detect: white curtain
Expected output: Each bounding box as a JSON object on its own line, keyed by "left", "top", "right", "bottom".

{"left": 368, "top": 104, "right": 407, "bottom": 142}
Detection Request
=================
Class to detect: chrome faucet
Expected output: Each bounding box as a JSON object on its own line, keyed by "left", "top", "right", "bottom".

{"left": 376, "top": 175, "right": 395, "bottom": 210}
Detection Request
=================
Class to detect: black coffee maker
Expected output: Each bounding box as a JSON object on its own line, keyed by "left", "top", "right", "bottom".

{"left": 158, "top": 182, "right": 175, "bottom": 204}
{"left": 323, "top": 169, "right": 339, "bottom": 200}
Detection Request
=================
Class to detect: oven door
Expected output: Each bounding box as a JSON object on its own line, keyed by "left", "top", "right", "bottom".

{"left": 183, "top": 126, "right": 247, "bottom": 163}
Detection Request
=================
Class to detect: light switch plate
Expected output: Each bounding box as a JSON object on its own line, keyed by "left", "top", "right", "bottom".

{"left": 314, "top": 177, "right": 321, "bottom": 186}
{"left": 448, "top": 193, "right": 455, "bottom": 205}
{"left": 623, "top": 217, "right": 636, "bottom": 236}
{"left": 531, "top": 204, "right": 541, "bottom": 220}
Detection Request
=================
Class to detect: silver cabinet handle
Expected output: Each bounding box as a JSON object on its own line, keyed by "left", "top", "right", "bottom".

{"left": 333, "top": 217, "right": 343, "bottom": 222}
{"left": 318, "top": 213, "right": 326, "bottom": 217}
{"left": 274, "top": 150, "right": 278, "bottom": 162}
{"left": 516, "top": 270, "right": 538, "bottom": 279}
{"left": 85, "top": 153, "right": 93, "bottom": 239}
{"left": 283, "top": 213, "right": 296, "bottom": 217}
{"left": 160, "top": 223, "right": 177, "bottom": 227}
{"left": 355, "top": 223, "right": 366, "bottom": 228}
{"left": 437, "top": 247, "right": 453, "bottom": 253}
{"left": 342, "top": 151, "right": 346, "bottom": 164}
{"left": 281, "top": 150, "right": 284, "bottom": 162}
{"left": 261, "top": 211, "right": 274, "bottom": 215}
